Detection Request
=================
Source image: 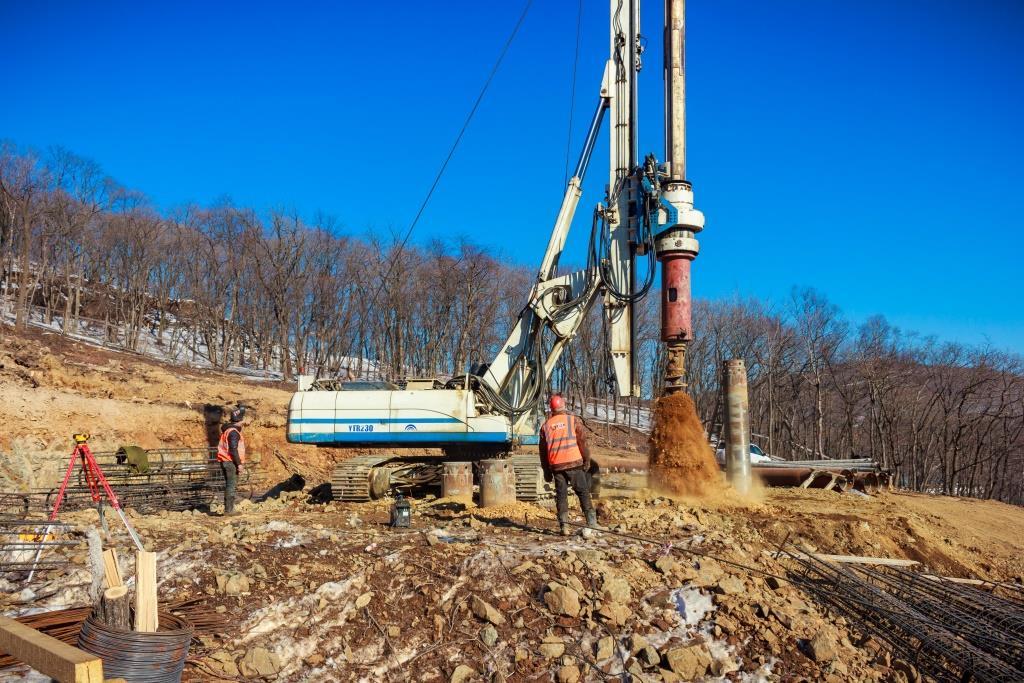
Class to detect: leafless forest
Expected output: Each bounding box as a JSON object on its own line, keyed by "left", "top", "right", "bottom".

{"left": 2, "top": 144, "right": 1021, "bottom": 504}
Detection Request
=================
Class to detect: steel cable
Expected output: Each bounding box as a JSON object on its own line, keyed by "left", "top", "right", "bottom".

{"left": 362, "top": 0, "right": 535, "bottom": 321}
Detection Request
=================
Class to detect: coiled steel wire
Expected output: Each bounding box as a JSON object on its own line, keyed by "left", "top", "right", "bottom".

{"left": 77, "top": 612, "right": 193, "bottom": 683}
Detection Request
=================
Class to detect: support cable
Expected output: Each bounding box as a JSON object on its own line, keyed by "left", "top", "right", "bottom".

{"left": 365, "top": 0, "right": 535, "bottom": 316}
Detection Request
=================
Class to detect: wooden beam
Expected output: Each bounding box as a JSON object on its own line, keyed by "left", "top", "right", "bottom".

{"left": 133, "top": 550, "right": 158, "bottom": 632}
{"left": 0, "top": 616, "right": 104, "bottom": 683}
{"left": 924, "top": 574, "right": 995, "bottom": 587}
{"left": 766, "top": 551, "right": 919, "bottom": 567}
{"left": 102, "top": 549, "right": 122, "bottom": 589}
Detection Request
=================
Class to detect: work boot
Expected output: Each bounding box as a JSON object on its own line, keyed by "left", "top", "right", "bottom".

{"left": 585, "top": 509, "right": 601, "bottom": 529}
{"left": 558, "top": 515, "right": 571, "bottom": 536}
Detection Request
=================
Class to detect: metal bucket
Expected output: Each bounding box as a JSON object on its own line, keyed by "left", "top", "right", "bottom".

{"left": 478, "top": 459, "right": 516, "bottom": 507}
{"left": 442, "top": 462, "right": 473, "bottom": 500}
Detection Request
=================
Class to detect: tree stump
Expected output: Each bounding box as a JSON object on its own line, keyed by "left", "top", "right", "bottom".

{"left": 97, "top": 586, "right": 130, "bottom": 630}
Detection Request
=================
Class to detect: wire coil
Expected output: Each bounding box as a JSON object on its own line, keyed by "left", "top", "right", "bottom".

{"left": 77, "top": 612, "right": 193, "bottom": 683}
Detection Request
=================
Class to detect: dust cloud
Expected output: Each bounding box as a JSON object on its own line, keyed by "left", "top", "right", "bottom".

{"left": 648, "top": 392, "right": 722, "bottom": 497}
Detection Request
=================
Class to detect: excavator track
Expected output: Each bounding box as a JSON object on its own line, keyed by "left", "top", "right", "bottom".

{"left": 331, "top": 455, "right": 393, "bottom": 502}
{"left": 331, "top": 454, "right": 553, "bottom": 502}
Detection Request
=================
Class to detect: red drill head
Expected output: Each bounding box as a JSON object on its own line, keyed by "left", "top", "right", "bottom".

{"left": 549, "top": 394, "right": 566, "bottom": 412}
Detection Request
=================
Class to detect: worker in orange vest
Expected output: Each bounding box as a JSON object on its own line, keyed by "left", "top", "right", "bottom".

{"left": 540, "top": 394, "right": 598, "bottom": 536}
{"left": 217, "top": 405, "right": 247, "bottom": 515}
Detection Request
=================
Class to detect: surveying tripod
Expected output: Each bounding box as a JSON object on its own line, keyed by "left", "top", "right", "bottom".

{"left": 27, "top": 435, "right": 146, "bottom": 582}
{"left": 51, "top": 433, "right": 146, "bottom": 550}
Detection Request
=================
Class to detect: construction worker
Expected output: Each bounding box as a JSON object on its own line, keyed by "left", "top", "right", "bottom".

{"left": 216, "top": 405, "right": 247, "bottom": 515}
{"left": 540, "top": 394, "right": 598, "bottom": 536}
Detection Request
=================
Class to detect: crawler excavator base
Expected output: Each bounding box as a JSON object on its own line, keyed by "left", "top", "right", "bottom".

{"left": 329, "top": 453, "right": 551, "bottom": 503}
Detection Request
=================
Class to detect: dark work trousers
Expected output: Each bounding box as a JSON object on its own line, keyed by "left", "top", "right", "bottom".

{"left": 553, "top": 466, "right": 594, "bottom": 523}
{"left": 220, "top": 461, "right": 238, "bottom": 513}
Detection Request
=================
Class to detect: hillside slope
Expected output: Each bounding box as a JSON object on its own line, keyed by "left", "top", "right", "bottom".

{"left": 0, "top": 326, "right": 344, "bottom": 490}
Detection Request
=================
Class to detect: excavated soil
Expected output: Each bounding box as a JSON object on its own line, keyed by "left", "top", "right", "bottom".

{"left": 648, "top": 392, "right": 723, "bottom": 497}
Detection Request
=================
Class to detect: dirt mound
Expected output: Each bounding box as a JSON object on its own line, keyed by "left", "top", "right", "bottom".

{"left": 648, "top": 392, "right": 722, "bottom": 497}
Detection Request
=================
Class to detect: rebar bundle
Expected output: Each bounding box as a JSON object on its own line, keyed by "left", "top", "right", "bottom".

{"left": 783, "top": 548, "right": 1024, "bottom": 682}
{"left": 0, "top": 519, "right": 79, "bottom": 574}
{"left": 54, "top": 448, "right": 254, "bottom": 513}
{"left": 1, "top": 448, "right": 254, "bottom": 517}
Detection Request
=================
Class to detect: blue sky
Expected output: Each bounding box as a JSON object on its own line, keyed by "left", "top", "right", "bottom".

{"left": 3, "top": 1, "right": 1023, "bottom": 351}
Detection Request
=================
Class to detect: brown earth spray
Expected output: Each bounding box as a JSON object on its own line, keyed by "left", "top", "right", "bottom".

{"left": 648, "top": 392, "right": 722, "bottom": 497}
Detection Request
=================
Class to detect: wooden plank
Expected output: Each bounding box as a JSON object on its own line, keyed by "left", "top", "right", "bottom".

{"left": 766, "top": 551, "right": 919, "bottom": 567}
{"left": 0, "top": 616, "right": 104, "bottom": 683}
{"left": 924, "top": 574, "right": 993, "bottom": 587}
{"left": 102, "top": 549, "right": 122, "bottom": 589}
{"left": 133, "top": 550, "right": 158, "bottom": 632}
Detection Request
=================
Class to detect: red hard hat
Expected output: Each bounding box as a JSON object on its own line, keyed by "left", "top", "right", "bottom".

{"left": 549, "top": 394, "right": 565, "bottom": 412}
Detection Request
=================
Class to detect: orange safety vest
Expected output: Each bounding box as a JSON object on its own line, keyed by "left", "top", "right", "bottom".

{"left": 541, "top": 413, "right": 583, "bottom": 468}
{"left": 216, "top": 427, "right": 247, "bottom": 464}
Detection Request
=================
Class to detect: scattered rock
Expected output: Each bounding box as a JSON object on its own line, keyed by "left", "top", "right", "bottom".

{"left": 557, "top": 664, "right": 581, "bottom": 683}
{"left": 540, "top": 635, "right": 566, "bottom": 659}
{"left": 511, "top": 561, "right": 535, "bottom": 575}
{"left": 480, "top": 624, "right": 498, "bottom": 647}
{"left": 450, "top": 664, "right": 476, "bottom": 683}
{"left": 628, "top": 633, "right": 650, "bottom": 655}
{"left": 239, "top": 646, "right": 281, "bottom": 678}
{"left": 601, "top": 575, "right": 632, "bottom": 604}
{"left": 206, "top": 650, "right": 239, "bottom": 677}
{"left": 808, "top": 632, "right": 838, "bottom": 663}
{"left": 637, "top": 645, "right": 661, "bottom": 668}
{"left": 471, "top": 595, "right": 506, "bottom": 625}
{"left": 711, "top": 657, "right": 740, "bottom": 676}
{"left": 215, "top": 572, "right": 250, "bottom": 596}
{"left": 595, "top": 635, "right": 615, "bottom": 660}
{"left": 544, "top": 583, "right": 581, "bottom": 617}
{"left": 715, "top": 576, "right": 744, "bottom": 595}
{"left": 714, "top": 614, "right": 739, "bottom": 634}
{"left": 597, "top": 601, "right": 631, "bottom": 626}
{"left": 305, "top": 653, "right": 325, "bottom": 667}
{"left": 654, "top": 555, "right": 677, "bottom": 574}
{"left": 663, "top": 644, "right": 712, "bottom": 678}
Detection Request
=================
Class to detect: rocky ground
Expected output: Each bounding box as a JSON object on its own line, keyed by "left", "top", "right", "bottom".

{"left": 3, "top": 328, "right": 1024, "bottom": 682}
{"left": 4, "top": 484, "right": 1023, "bottom": 682}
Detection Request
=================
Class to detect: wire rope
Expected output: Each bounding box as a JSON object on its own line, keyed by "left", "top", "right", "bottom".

{"left": 364, "top": 0, "right": 535, "bottom": 316}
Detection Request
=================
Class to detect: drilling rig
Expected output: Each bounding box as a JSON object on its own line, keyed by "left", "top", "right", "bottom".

{"left": 287, "top": 0, "right": 703, "bottom": 500}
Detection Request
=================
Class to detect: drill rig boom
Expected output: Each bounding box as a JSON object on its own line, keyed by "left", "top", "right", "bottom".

{"left": 288, "top": 0, "right": 703, "bottom": 452}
